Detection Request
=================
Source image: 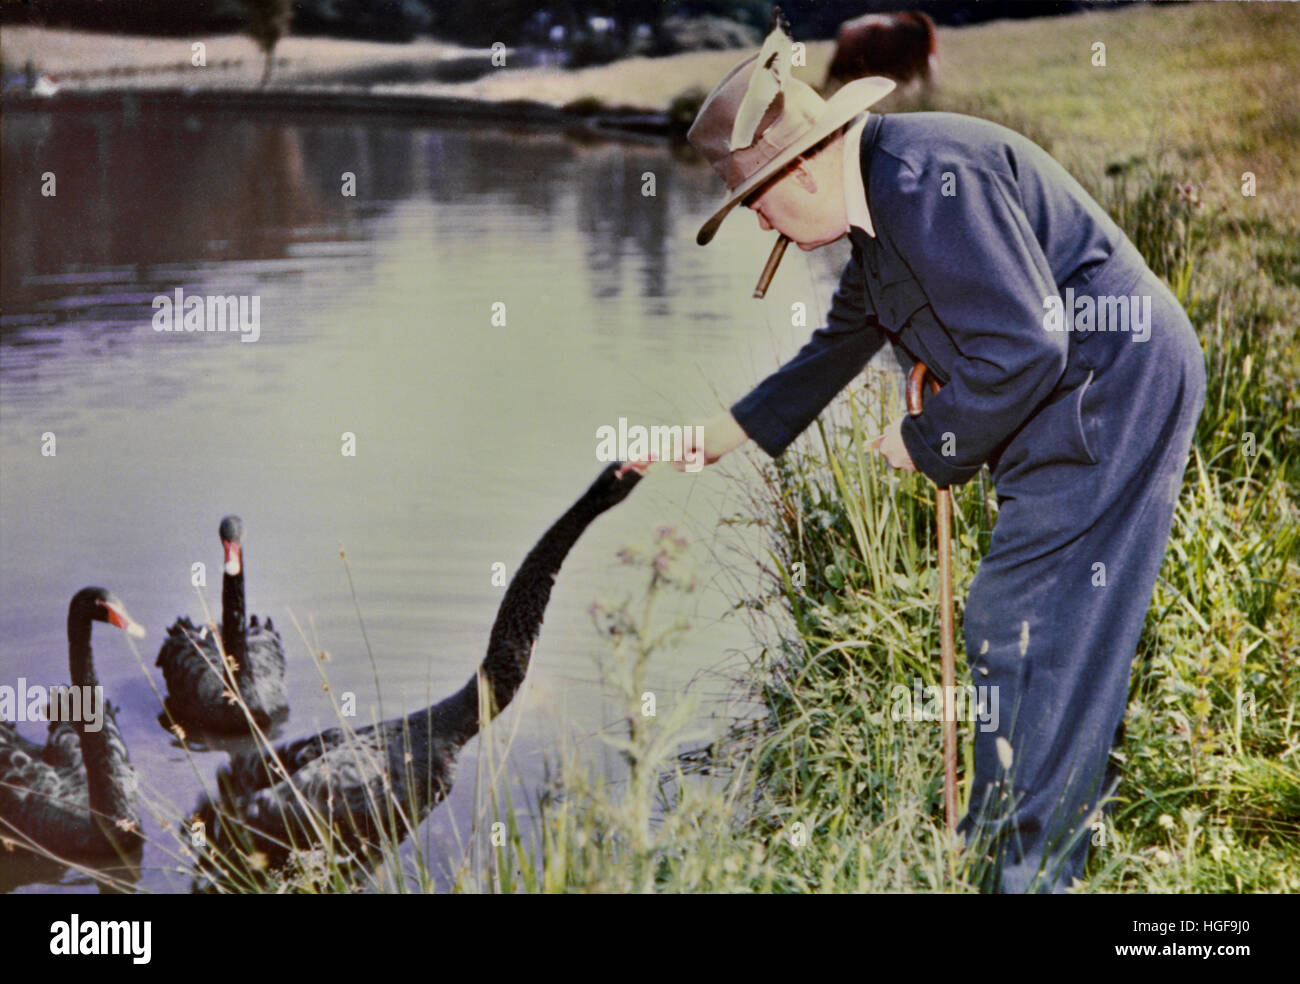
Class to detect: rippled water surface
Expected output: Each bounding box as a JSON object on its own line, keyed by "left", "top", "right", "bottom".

{"left": 0, "top": 103, "right": 851, "bottom": 892}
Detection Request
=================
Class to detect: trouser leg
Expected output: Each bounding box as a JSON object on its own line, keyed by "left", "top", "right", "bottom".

{"left": 957, "top": 291, "right": 1204, "bottom": 893}
{"left": 960, "top": 480, "right": 1181, "bottom": 892}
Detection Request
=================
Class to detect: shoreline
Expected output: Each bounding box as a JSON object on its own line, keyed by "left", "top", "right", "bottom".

{"left": 0, "top": 85, "right": 682, "bottom": 140}
{"left": 1, "top": 26, "right": 841, "bottom": 140}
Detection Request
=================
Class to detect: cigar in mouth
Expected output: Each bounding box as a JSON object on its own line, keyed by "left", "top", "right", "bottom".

{"left": 753, "top": 234, "right": 790, "bottom": 299}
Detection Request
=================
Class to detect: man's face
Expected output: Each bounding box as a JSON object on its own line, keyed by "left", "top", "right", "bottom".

{"left": 746, "top": 149, "right": 849, "bottom": 251}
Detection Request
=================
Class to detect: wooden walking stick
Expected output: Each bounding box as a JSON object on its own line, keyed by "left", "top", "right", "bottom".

{"left": 906, "top": 360, "right": 959, "bottom": 837}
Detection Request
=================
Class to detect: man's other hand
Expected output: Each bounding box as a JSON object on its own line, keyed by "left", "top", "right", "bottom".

{"left": 871, "top": 418, "right": 917, "bottom": 471}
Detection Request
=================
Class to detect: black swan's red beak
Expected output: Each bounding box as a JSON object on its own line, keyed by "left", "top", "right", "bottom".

{"left": 222, "top": 539, "right": 242, "bottom": 576}
{"left": 615, "top": 457, "right": 657, "bottom": 478}
{"left": 99, "top": 598, "right": 146, "bottom": 638}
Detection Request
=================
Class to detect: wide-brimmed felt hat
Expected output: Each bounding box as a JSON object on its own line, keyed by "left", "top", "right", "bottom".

{"left": 688, "top": 20, "right": 895, "bottom": 246}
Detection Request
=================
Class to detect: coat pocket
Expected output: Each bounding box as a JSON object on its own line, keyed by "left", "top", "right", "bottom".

{"left": 990, "top": 370, "right": 1100, "bottom": 485}
{"left": 1042, "top": 369, "right": 1099, "bottom": 467}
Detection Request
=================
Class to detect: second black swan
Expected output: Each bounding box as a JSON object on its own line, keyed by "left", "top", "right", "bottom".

{"left": 156, "top": 515, "right": 288, "bottom": 734}
{"left": 193, "top": 462, "right": 642, "bottom": 872}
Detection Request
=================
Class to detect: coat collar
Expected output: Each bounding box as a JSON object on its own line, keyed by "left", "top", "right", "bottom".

{"left": 844, "top": 112, "right": 884, "bottom": 238}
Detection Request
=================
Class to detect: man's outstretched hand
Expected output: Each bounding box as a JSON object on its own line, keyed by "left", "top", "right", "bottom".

{"left": 871, "top": 418, "right": 917, "bottom": 471}
{"left": 685, "top": 411, "right": 749, "bottom": 469}
{"left": 620, "top": 412, "right": 750, "bottom": 475}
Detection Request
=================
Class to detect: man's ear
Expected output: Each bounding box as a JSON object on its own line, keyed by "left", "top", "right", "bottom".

{"left": 790, "top": 161, "right": 819, "bottom": 194}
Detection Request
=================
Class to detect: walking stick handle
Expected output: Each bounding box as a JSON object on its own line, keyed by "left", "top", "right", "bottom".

{"left": 906, "top": 360, "right": 940, "bottom": 417}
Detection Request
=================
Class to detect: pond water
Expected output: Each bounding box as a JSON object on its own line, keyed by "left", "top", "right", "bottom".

{"left": 0, "top": 101, "right": 853, "bottom": 892}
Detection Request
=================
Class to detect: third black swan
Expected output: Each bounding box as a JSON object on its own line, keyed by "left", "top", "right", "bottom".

{"left": 193, "top": 462, "right": 642, "bottom": 874}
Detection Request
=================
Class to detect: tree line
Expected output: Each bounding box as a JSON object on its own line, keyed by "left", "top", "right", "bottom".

{"left": 1, "top": 1, "right": 1116, "bottom": 45}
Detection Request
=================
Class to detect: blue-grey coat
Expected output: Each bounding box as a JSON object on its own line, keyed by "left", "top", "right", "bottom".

{"left": 731, "top": 112, "right": 1205, "bottom": 892}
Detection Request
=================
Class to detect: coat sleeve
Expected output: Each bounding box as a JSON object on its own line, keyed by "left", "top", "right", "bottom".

{"left": 730, "top": 242, "right": 887, "bottom": 458}
{"left": 887, "top": 161, "right": 1069, "bottom": 487}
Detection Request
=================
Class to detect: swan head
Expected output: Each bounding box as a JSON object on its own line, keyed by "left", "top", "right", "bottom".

{"left": 219, "top": 515, "right": 244, "bottom": 576}
{"left": 71, "top": 587, "right": 147, "bottom": 638}
{"left": 584, "top": 462, "right": 644, "bottom": 514}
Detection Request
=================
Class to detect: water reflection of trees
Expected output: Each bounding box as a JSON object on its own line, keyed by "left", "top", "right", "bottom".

{"left": 2, "top": 108, "right": 354, "bottom": 313}
{"left": 575, "top": 144, "right": 672, "bottom": 305}
{"left": 411, "top": 129, "right": 701, "bottom": 307}
{"left": 2, "top": 106, "right": 720, "bottom": 327}
{"left": 417, "top": 127, "right": 571, "bottom": 214}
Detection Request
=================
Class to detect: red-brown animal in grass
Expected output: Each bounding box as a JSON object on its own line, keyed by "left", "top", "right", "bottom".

{"left": 824, "top": 10, "right": 938, "bottom": 96}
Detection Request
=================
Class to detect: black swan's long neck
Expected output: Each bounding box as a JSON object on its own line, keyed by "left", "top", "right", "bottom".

{"left": 68, "top": 616, "right": 134, "bottom": 839}
{"left": 222, "top": 567, "right": 247, "bottom": 668}
{"left": 436, "top": 498, "right": 602, "bottom": 748}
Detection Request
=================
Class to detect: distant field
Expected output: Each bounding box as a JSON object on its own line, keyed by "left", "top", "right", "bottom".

{"left": 923, "top": 1, "right": 1299, "bottom": 226}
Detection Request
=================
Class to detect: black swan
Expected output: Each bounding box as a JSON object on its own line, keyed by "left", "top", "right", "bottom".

{"left": 193, "top": 462, "right": 642, "bottom": 874}
{"left": 0, "top": 587, "right": 145, "bottom": 858}
{"left": 157, "top": 516, "right": 288, "bottom": 734}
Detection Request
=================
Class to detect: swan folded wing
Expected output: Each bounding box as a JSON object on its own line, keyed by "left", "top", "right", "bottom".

{"left": 0, "top": 744, "right": 100, "bottom": 849}
{"left": 245, "top": 620, "right": 285, "bottom": 669}
{"left": 0, "top": 702, "right": 96, "bottom": 772}
{"left": 219, "top": 721, "right": 358, "bottom": 797}
{"left": 0, "top": 722, "right": 46, "bottom": 763}
{"left": 216, "top": 730, "right": 408, "bottom": 854}
{"left": 157, "top": 619, "right": 237, "bottom": 712}
{"left": 54, "top": 699, "right": 122, "bottom": 771}
{"left": 242, "top": 623, "right": 288, "bottom": 719}
{"left": 247, "top": 612, "right": 280, "bottom": 637}
{"left": 0, "top": 741, "right": 58, "bottom": 798}
{"left": 42, "top": 719, "right": 84, "bottom": 770}
{"left": 155, "top": 615, "right": 204, "bottom": 667}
